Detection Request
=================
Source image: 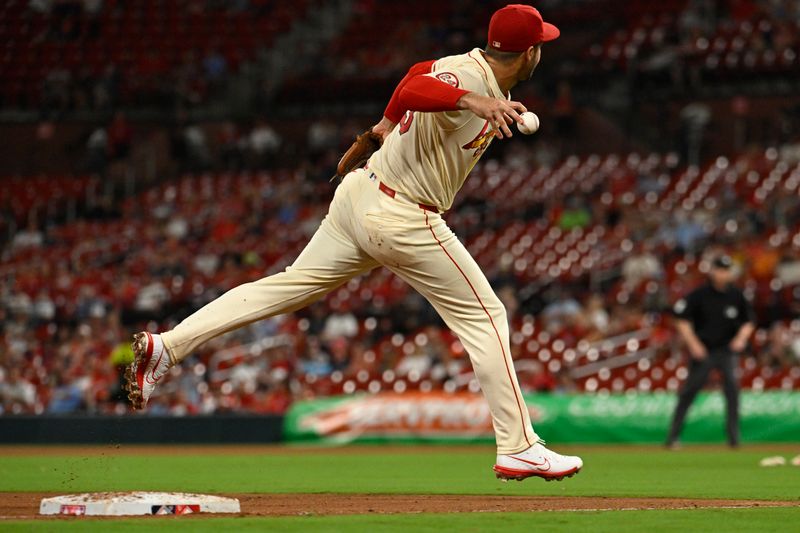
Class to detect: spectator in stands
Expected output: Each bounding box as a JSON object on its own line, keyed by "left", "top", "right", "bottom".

{"left": 0, "top": 367, "right": 37, "bottom": 414}
{"left": 680, "top": 102, "right": 711, "bottom": 168}
{"left": 622, "top": 243, "right": 664, "bottom": 288}
{"left": 260, "top": 380, "right": 292, "bottom": 414}
{"left": 47, "top": 374, "right": 86, "bottom": 414}
{"left": 11, "top": 220, "right": 44, "bottom": 249}
{"left": 747, "top": 239, "right": 781, "bottom": 281}
{"left": 229, "top": 354, "right": 262, "bottom": 393}
{"left": 33, "top": 289, "right": 56, "bottom": 323}
{"left": 662, "top": 209, "right": 706, "bottom": 252}
{"left": 322, "top": 302, "right": 359, "bottom": 341}
{"left": 76, "top": 286, "right": 108, "bottom": 321}
{"left": 328, "top": 337, "right": 350, "bottom": 373}
{"left": 308, "top": 119, "right": 339, "bottom": 155}
{"left": 85, "top": 124, "right": 108, "bottom": 173}
{"left": 776, "top": 250, "right": 800, "bottom": 286}
{"left": 134, "top": 276, "right": 169, "bottom": 314}
{"left": 182, "top": 122, "right": 211, "bottom": 171}
{"left": 636, "top": 169, "right": 666, "bottom": 196}
{"left": 762, "top": 322, "right": 800, "bottom": 368}
{"left": 347, "top": 341, "right": 378, "bottom": 376}
{"left": 542, "top": 287, "right": 582, "bottom": 332}
{"left": 396, "top": 344, "right": 433, "bottom": 378}
{"left": 583, "top": 294, "right": 610, "bottom": 336}
{"left": 557, "top": 196, "right": 591, "bottom": 230}
{"left": 300, "top": 336, "right": 332, "bottom": 377}
{"left": 247, "top": 120, "right": 282, "bottom": 168}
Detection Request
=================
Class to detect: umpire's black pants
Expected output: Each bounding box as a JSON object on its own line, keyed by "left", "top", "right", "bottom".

{"left": 667, "top": 347, "right": 740, "bottom": 446}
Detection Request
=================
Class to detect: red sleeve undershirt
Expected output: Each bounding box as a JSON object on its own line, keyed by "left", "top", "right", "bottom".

{"left": 383, "top": 60, "right": 470, "bottom": 123}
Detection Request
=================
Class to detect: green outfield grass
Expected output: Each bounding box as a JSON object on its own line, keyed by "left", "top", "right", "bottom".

{"left": 2, "top": 445, "right": 798, "bottom": 500}
{"left": 2, "top": 444, "right": 799, "bottom": 531}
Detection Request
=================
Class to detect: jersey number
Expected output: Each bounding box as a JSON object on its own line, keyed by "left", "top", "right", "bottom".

{"left": 399, "top": 111, "right": 414, "bottom": 135}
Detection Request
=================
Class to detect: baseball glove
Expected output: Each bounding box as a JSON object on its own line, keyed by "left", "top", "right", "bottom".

{"left": 333, "top": 129, "right": 383, "bottom": 181}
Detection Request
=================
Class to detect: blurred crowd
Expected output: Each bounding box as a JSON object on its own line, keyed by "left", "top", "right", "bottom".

{"left": 6, "top": 0, "right": 799, "bottom": 117}
{"left": 2, "top": 1, "right": 800, "bottom": 416}
{"left": 4, "top": 0, "right": 310, "bottom": 113}
{"left": 3, "top": 145, "right": 800, "bottom": 416}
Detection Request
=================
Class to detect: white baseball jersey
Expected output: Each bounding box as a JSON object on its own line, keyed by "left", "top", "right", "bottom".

{"left": 368, "top": 48, "right": 508, "bottom": 211}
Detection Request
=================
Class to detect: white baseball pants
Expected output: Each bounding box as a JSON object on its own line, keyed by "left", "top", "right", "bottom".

{"left": 161, "top": 168, "right": 538, "bottom": 453}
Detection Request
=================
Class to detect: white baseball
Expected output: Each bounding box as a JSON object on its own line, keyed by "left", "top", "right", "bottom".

{"left": 517, "top": 112, "right": 540, "bottom": 135}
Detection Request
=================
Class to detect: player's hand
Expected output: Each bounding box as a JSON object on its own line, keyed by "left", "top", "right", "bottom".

{"left": 456, "top": 93, "right": 528, "bottom": 139}
{"left": 689, "top": 342, "right": 707, "bottom": 361}
{"left": 371, "top": 117, "right": 397, "bottom": 141}
{"left": 729, "top": 337, "right": 747, "bottom": 354}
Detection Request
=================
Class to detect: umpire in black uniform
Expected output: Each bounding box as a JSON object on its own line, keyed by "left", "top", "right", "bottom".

{"left": 666, "top": 254, "right": 756, "bottom": 448}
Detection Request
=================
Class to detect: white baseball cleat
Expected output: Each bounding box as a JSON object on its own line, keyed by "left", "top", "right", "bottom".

{"left": 494, "top": 442, "right": 583, "bottom": 482}
{"left": 124, "top": 332, "right": 172, "bottom": 410}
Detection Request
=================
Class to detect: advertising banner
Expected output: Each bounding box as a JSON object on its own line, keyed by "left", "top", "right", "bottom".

{"left": 284, "top": 391, "right": 800, "bottom": 444}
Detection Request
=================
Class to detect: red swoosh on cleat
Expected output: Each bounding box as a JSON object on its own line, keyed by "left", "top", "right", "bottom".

{"left": 135, "top": 333, "right": 154, "bottom": 391}
{"left": 144, "top": 355, "right": 163, "bottom": 385}
{"left": 144, "top": 332, "right": 163, "bottom": 385}
{"left": 509, "top": 455, "right": 551, "bottom": 471}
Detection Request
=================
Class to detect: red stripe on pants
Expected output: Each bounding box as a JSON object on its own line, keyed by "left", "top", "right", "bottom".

{"left": 423, "top": 211, "right": 532, "bottom": 447}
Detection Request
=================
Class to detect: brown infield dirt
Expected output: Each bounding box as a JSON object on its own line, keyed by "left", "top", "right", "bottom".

{"left": 1, "top": 492, "right": 796, "bottom": 520}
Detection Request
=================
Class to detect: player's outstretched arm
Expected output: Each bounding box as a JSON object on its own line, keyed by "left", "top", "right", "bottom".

{"left": 456, "top": 93, "right": 527, "bottom": 139}
{"left": 373, "top": 59, "right": 529, "bottom": 140}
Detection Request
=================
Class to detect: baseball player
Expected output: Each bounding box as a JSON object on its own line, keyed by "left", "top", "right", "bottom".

{"left": 126, "top": 4, "right": 582, "bottom": 482}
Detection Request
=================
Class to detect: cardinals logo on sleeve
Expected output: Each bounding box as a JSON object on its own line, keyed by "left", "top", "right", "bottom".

{"left": 435, "top": 72, "right": 460, "bottom": 87}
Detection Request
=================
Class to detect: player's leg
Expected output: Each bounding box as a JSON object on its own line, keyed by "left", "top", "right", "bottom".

{"left": 375, "top": 208, "right": 580, "bottom": 479}
{"left": 385, "top": 212, "right": 582, "bottom": 478}
{"left": 666, "top": 356, "right": 713, "bottom": 446}
{"left": 717, "top": 349, "right": 740, "bottom": 446}
{"left": 387, "top": 220, "right": 534, "bottom": 454}
{"left": 162, "top": 219, "right": 377, "bottom": 361}
{"left": 126, "top": 208, "right": 378, "bottom": 408}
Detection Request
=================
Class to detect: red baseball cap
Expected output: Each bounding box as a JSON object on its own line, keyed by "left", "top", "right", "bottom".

{"left": 488, "top": 4, "right": 560, "bottom": 52}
